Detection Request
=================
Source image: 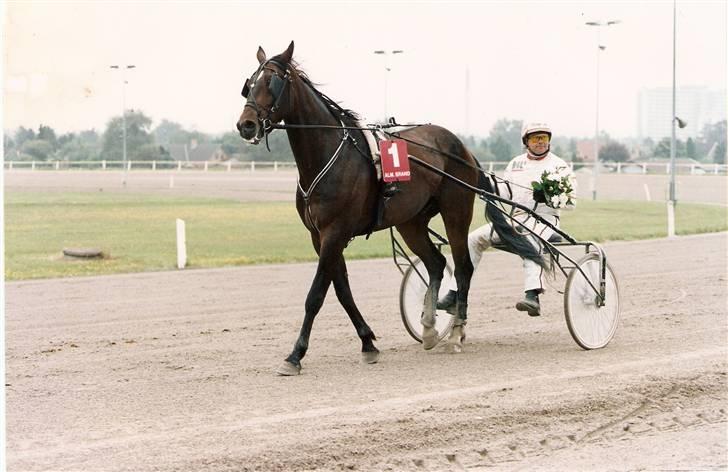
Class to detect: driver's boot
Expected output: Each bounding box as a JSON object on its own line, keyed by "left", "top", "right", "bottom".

{"left": 515, "top": 289, "right": 541, "bottom": 317}
{"left": 383, "top": 182, "right": 400, "bottom": 199}
{"left": 436, "top": 290, "right": 457, "bottom": 315}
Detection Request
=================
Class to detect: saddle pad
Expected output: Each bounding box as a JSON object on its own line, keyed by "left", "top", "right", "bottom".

{"left": 357, "top": 122, "right": 420, "bottom": 163}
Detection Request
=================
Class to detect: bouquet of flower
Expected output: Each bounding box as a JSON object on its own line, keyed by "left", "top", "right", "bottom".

{"left": 531, "top": 168, "right": 577, "bottom": 209}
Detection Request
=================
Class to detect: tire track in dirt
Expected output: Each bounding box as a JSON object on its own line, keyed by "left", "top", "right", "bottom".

{"left": 5, "top": 233, "right": 727, "bottom": 471}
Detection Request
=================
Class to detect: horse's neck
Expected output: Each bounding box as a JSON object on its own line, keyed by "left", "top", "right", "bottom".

{"left": 284, "top": 81, "right": 348, "bottom": 186}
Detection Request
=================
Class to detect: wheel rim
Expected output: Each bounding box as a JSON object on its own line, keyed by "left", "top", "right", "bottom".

{"left": 564, "top": 255, "right": 620, "bottom": 349}
{"left": 400, "top": 258, "right": 455, "bottom": 343}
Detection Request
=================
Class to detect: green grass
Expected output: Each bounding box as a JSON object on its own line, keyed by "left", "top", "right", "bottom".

{"left": 5, "top": 192, "right": 727, "bottom": 280}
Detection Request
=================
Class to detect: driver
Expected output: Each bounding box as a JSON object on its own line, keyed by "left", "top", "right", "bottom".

{"left": 438, "top": 122, "right": 576, "bottom": 316}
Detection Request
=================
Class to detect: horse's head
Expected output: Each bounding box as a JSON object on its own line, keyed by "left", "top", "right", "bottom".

{"left": 236, "top": 41, "right": 294, "bottom": 144}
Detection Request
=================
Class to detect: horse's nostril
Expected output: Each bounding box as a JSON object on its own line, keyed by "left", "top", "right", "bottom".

{"left": 242, "top": 120, "right": 256, "bottom": 131}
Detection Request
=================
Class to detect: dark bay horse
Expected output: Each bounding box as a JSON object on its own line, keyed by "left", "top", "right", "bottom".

{"left": 236, "top": 42, "right": 542, "bottom": 375}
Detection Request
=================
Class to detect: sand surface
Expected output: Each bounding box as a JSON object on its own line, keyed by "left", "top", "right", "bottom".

{"left": 6, "top": 232, "right": 727, "bottom": 471}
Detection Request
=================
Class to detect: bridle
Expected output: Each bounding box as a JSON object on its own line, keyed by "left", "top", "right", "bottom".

{"left": 241, "top": 58, "right": 291, "bottom": 134}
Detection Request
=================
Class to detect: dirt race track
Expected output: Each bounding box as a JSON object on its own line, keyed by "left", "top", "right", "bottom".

{"left": 6, "top": 229, "right": 727, "bottom": 471}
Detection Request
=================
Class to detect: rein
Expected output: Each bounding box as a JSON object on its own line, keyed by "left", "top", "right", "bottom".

{"left": 267, "top": 121, "right": 531, "bottom": 196}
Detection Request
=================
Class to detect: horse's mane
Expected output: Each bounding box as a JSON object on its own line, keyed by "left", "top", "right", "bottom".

{"left": 275, "top": 55, "right": 361, "bottom": 124}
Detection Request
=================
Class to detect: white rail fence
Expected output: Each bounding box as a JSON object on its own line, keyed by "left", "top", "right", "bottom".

{"left": 3, "top": 159, "right": 727, "bottom": 175}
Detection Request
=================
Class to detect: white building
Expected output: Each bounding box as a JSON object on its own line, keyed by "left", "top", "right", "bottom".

{"left": 637, "top": 86, "right": 726, "bottom": 140}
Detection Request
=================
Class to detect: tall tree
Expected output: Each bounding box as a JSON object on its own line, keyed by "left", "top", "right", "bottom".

{"left": 102, "top": 111, "right": 167, "bottom": 161}
{"left": 153, "top": 120, "right": 187, "bottom": 147}
{"left": 488, "top": 118, "right": 523, "bottom": 154}
{"left": 21, "top": 140, "right": 54, "bottom": 161}
{"left": 489, "top": 135, "right": 513, "bottom": 161}
{"left": 58, "top": 130, "right": 101, "bottom": 161}
{"left": 14, "top": 127, "right": 36, "bottom": 148}
{"left": 699, "top": 120, "right": 726, "bottom": 163}
{"left": 218, "top": 131, "right": 246, "bottom": 157}
{"left": 37, "top": 124, "right": 57, "bottom": 146}
{"left": 654, "top": 137, "right": 685, "bottom": 158}
{"left": 599, "top": 141, "right": 631, "bottom": 162}
{"left": 685, "top": 137, "right": 696, "bottom": 159}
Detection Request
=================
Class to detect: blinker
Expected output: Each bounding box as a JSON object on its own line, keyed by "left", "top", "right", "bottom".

{"left": 269, "top": 74, "right": 284, "bottom": 98}
{"left": 241, "top": 78, "right": 250, "bottom": 98}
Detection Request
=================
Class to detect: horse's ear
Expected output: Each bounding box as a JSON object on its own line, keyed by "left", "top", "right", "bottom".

{"left": 256, "top": 46, "right": 266, "bottom": 65}
{"left": 280, "top": 41, "right": 294, "bottom": 65}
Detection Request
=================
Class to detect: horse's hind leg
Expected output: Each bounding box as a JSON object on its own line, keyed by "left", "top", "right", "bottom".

{"left": 331, "top": 255, "right": 379, "bottom": 364}
{"left": 396, "top": 220, "right": 447, "bottom": 350}
{"left": 440, "top": 200, "right": 475, "bottom": 353}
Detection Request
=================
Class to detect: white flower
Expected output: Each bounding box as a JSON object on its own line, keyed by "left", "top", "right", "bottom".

{"left": 559, "top": 194, "right": 569, "bottom": 207}
{"left": 550, "top": 195, "right": 560, "bottom": 207}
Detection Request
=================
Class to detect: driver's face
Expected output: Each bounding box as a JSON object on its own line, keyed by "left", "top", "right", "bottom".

{"left": 527, "top": 133, "right": 550, "bottom": 155}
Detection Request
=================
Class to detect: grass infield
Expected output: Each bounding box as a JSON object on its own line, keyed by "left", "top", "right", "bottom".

{"left": 5, "top": 191, "right": 727, "bottom": 280}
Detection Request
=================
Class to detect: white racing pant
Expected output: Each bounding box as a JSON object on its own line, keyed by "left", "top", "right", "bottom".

{"left": 448, "top": 212, "right": 558, "bottom": 293}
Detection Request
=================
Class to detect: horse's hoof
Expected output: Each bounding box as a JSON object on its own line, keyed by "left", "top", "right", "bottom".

{"left": 422, "top": 327, "right": 440, "bottom": 350}
{"left": 362, "top": 350, "right": 380, "bottom": 364}
{"left": 445, "top": 341, "right": 463, "bottom": 354}
{"left": 276, "top": 361, "right": 301, "bottom": 376}
{"left": 445, "top": 326, "right": 464, "bottom": 353}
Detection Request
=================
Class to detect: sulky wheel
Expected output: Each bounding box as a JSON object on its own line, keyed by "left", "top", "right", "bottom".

{"left": 564, "top": 252, "right": 620, "bottom": 350}
{"left": 399, "top": 257, "right": 455, "bottom": 343}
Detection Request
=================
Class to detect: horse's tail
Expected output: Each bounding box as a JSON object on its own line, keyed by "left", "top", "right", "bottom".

{"left": 476, "top": 167, "right": 548, "bottom": 270}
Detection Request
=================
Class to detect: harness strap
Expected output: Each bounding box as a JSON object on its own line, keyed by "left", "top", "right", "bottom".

{"left": 296, "top": 121, "right": 350, "bottom": 202}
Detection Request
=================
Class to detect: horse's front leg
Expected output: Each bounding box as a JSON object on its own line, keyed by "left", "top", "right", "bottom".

{"left": 276, "top": 232, "right": 344, "bottom": 376}
{"left": 331, "top": 255, "right": 379, "bottom": 364}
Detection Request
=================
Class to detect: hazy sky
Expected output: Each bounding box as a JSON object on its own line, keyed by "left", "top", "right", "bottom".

{"left": 3, "top": 1, "right": 726, "bottom": 139}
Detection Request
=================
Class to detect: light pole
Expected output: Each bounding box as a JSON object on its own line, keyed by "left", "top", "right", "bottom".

{"left": 585, "top": 20, "right": 620, "bottom": 200}
{"left": 110, "top": 64, "right": 136, "bottom": 187}
{"left": 668, "top": 0, "right": 687, "bottom": 237}
{"left": 373, "top": 49, "right": 404, "bottom": 123}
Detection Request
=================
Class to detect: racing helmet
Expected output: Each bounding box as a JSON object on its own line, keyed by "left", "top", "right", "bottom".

{"left": 521, "top": 122, "right": 552, "bottom": 145}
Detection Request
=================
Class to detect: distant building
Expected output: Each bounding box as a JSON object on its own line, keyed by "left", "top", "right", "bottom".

{"left": 167, "top": 140, "right": 228, "bottom": 162}
{"left": 637, "top": 86, "right": 726, "bottom": 140}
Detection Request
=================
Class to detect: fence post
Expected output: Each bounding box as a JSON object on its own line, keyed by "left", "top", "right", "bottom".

{"left": 642, "top": 164, "right": 647, "bottom": 174}
{"left": 55, "top": 161, "right": 60, "bottom": 170}
{"left": 128, "top": 161, "right": 132, "bottom": 171}
{"left": 204, "top": 162, "right": 208, "bottom": 172}
{"left": 715, "top": 164, "right": 719, "bottom": 175}
{"left": 9, "top": 161, "right": 13, "bottom": 170}
{"left": 102, "top": 160, "right": 106, "bottom": 170}
{"left": 251, "top": 161, "right": 256, "bottom": 173}
{"left": 666, "top": 163, "right": 670, "bottom": 173}
{"left": 32, "top": 161, "right": 36, "bottom": 170}
{"left": 152, "top": 161, "right": 156, "bottom": 171}
{"left": 227, "top": 161, "right": 232, "bottom": 172}
{"left": 616, "top": 162, "right": 621, "bottom": 173}
{"left": 274, "top": 161, "right": 278, "bottom": 172}
{"left": 488, "top": 162, "right": 493, "bottom": 173}
{"left": 176, "top": 219, "right": 187, "bottom": 269}
{"left": 177, "top": 161, "right": 182, "bottom": 171}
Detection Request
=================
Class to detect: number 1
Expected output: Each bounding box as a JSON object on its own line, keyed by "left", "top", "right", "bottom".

{"left": 388, "top": 142, "right": 400, "bottom": 168}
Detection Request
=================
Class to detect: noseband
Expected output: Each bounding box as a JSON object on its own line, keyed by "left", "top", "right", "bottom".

{"left": 241, "top": 59, "right": 291, "bottom": 133}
